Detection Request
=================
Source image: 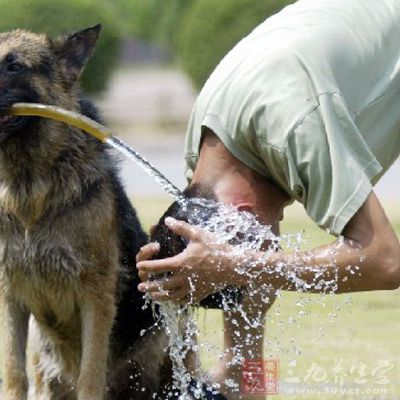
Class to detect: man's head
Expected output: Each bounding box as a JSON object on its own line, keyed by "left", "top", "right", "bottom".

{"left": 150, "top": 184, "right": 245, "bottom": 308}
{"left": 150, "top": 129, "right": 290, "bottom": 307}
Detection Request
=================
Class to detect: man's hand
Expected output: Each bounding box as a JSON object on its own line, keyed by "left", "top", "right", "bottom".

{"left": 136, "top": 217, "right": 243, "bottom": 303}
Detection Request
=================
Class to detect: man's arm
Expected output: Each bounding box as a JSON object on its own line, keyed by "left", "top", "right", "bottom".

{"left": 137, "top": 192, "right": 400, "bottom": 300}
{"left": 252, "top": 192, "right": 400, "bottom": 293}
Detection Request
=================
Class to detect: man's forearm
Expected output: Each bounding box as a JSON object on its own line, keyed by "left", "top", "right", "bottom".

{"left": 229, "top": 193, "right": 400, "bottom": 294}
{"left": 231, "top": 236, "right": 399, "bottom": 294}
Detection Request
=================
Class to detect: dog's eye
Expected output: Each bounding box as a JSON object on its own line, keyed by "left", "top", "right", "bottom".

{"left": 7, "top": 62, "right": 24, "bottom": 73}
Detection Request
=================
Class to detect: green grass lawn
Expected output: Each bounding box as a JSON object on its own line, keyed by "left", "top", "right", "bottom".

{"left": 134, "top": 196, "right": 400, "bottom": 399}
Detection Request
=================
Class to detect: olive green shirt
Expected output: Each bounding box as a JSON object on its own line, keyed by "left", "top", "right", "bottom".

{"left": 184, "top": 0, "right": 400, "bottom": 235}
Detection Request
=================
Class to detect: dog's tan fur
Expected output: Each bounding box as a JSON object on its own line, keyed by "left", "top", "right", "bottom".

{"left": 0, "top": 26, "right": 171, "bottom": 400}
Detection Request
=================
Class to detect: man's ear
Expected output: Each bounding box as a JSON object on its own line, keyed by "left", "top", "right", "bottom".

{"left": 53, "top": 24, "right": 101, "bottom": 85}
{"left": 235, "top": 203, "right": 254, "bottom": 213}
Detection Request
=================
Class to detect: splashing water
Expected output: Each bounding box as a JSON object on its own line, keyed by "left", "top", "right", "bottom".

{"left": 8, "top": 103, "right": 355, "bottom": 399}
{"left": 145, "top": 197, "right": 349, "bottom": 398}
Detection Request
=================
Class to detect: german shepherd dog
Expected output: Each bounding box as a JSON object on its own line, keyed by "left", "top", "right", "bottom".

{"left": 0, "top": 25, "right": 172, "bottom": 400}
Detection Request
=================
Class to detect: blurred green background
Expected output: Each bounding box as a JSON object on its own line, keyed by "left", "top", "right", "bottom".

{"left": 0, "top": 0, "right": 399, "bottom": 398}
{"left": 0, "top": 0, "right": 295, "bottom": 92}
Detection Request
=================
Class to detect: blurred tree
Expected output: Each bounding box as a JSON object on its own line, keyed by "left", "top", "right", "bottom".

{"left": 0, "top": 0, "right": 121, "bottom": 94}
{"left": 177, "top": 0, "right": 296, "bottom": 89}
{"left": 114, "top": 0, "right": 194, "bottom": 53}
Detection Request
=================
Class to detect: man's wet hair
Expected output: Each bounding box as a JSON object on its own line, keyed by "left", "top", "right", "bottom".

{"left": 151, "top": 183, "right": 215, "bottom": 256}
{"left": 150, "top": 184, "right": 242, "bottom": 309}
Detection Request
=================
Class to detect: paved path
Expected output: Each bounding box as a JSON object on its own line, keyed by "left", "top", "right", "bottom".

{"left": 96, "top": 67, "right": 192, "bottom": 198}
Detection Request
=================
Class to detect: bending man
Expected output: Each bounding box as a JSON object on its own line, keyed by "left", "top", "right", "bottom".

{"left": 137, "top": 0, "right": 400, "bottom": 398}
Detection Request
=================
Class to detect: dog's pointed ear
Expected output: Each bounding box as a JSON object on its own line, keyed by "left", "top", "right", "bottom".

{"left": 53, "top": 24, "right": 101, "bottom": 84}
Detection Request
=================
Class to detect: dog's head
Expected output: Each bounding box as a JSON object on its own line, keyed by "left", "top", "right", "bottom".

{"left": 0, "top": 25, "right": 101, "bottom": 142}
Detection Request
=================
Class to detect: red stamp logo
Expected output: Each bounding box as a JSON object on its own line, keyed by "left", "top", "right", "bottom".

{"left": 242, "top": 358, "right": 279, "bottom": 395}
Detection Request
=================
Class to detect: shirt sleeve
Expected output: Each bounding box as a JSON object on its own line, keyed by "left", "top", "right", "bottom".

{"left": 284, "top": 93, "right": 382, "bottom": 236}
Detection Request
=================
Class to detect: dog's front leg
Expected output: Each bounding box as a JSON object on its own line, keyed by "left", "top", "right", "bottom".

{"left": 77, "top": 287, "right": 116, "bottom": 400}
{"left": 0, "top": 296, "right": 30, "bottom": 400}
